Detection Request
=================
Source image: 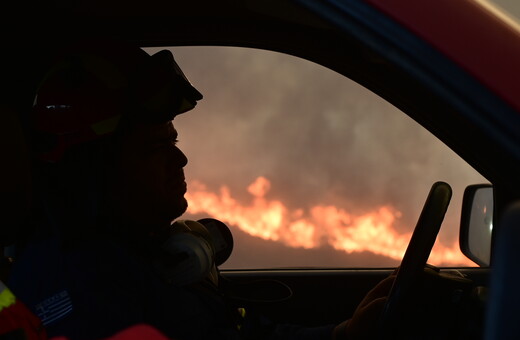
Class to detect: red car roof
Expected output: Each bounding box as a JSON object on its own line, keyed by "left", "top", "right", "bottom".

{"left": 366, "top": 0, "right": 520, "bottom": 113}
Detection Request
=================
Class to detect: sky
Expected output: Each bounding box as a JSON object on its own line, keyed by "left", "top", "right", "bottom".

{"left": 142, "top": 1, "right": 516, "bottom": 269}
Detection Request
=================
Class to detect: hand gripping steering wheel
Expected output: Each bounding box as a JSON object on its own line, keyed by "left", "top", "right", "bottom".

{"left": 376, "top": 181, "right": 452, "bottom": 339}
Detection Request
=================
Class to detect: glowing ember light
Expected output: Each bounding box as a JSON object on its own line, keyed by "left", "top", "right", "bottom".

{"left": 185, "top": 176, "right": 474, "bottom": 266}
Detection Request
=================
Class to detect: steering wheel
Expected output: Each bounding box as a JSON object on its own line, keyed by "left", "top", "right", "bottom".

{"left": 376, "top": 181, "right": 452, "bottom": 338}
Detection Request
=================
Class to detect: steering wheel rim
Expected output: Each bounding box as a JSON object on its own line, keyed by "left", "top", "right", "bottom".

{"left": 376, "top": 181, "right": 452, "bottom": 338}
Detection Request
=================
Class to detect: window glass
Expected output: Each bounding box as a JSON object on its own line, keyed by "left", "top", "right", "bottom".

{"left": 145, "top": 46, "right": 488, "bottom": 269}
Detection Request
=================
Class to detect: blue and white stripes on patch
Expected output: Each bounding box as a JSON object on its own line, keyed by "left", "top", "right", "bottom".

{"left": 34, "top": 290, "right": 73, "bottom": 326}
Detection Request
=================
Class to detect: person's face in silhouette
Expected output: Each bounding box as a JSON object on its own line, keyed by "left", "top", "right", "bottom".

{"left": 110, "top": 120, "right": 189, "bottom": 229}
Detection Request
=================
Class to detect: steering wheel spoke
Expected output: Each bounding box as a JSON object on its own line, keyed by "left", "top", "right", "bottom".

{"left": 377, "top": 181, "right": 452, "bottom": 338}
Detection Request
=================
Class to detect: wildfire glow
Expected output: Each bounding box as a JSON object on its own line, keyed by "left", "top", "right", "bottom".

{"left": 186, "top": 176, "right": 474, "bottom": 266}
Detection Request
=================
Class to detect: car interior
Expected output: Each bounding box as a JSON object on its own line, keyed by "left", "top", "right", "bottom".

{"left": 2, "top": 0, "right": 520, "bottom": 339}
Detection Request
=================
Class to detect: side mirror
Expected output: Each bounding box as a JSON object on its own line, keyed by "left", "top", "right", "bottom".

{"left": 460, "top": 184, "right": 494, "bottom": 266}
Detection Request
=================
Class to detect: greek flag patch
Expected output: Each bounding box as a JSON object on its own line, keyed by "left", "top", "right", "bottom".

{"left": 34, "top": 290, "right": 73, "bottom": 326}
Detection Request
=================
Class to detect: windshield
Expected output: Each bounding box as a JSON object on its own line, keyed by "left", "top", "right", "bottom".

{"left": 145, "top": 46, "right": 489, "bottom": 269}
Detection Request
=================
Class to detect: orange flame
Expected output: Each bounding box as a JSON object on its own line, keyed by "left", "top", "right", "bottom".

{"left": 186, "top": 176, "right": 474, "bottom": 266}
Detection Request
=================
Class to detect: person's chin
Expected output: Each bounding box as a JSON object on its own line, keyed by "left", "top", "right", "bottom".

{"left": 169, "top": 196, "right": 188, "bottom": 220}
{"left": 178, "top": 196, "right": 188, "bottom": 214}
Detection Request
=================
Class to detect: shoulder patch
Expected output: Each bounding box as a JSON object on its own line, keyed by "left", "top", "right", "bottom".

{"left": 34, "top": 290, "right": 73, "bottom": 326}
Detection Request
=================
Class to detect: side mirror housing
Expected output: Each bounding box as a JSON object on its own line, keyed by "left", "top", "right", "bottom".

{"left": 460, "top": 184, "right": 493, "bottom": 266}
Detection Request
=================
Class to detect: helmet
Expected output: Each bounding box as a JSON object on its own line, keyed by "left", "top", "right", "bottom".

{"left": 31, "top": 39, "right": 203, "bottom": 162}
